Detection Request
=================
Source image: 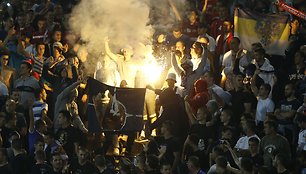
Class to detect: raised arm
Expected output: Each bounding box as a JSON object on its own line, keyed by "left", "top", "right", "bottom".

{"left": 195, "top": 48, "right": 208, "bottom": 76}
{"left": 167, "top": 0, "right": 182, "bottom": 21}
{"left": 104, "top": 38, "right": 118, "bottom": 62}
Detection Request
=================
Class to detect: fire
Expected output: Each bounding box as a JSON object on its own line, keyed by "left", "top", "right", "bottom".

{"left": 142, "top": 53, "right": 162, "bottom": 85}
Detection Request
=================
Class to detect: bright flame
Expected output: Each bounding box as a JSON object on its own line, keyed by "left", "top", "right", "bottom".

{"left": 142, "top": 53, "right": 162, "bottom": 85}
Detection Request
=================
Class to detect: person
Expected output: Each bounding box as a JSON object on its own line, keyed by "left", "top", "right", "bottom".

{"left": 274, "top": 83, "right": 301, "bottom": 145}
{"left": 145, "top": 154, "right": 160, "bottom": 174}
{"left": 255, "top": 84, "right": 275, "bottom": 127}
{"left": 288, "top": 50, "right": 305, "bottom": 85}
{"left": 190, "top": 42, "right": 210, "bottom": 73}
{"left": 248, "top": 137, "right": 264, "bottom": 170}
{"left": 104, "top": 37, "right": 138, "bottom": 87}
{"left": 70, "top": 147, "right": 98, "bottom": 174}
{"left": 10, "top": 139, "right": 30, "bottom": 174}
{"left": 0, "top": 52, "right": 16, "bottom": 91}
{"left": 54, "top": 79, "right": 87, "bottom": 132}
{"left": 31, "top": 43, "right": 46, "bottom": 79}
{"left": 49, "top": 152, "right": 64, "bottom": 174}
{"left": 56, "top": 110, "right": 84, "bottom": 158}
{"left": 94, "top": 154, "right": 114, "bottom": 174}
{"left": 160, "top": 161, "right": 172, "bottom": 174}
{"left": 30, "top": 150, "right": 52, "bottom": 174}
{"left": 14, "top": 61, "right": 40, "bottom": 107}
{"left": 215, "top": 156, "right": 230, "bottom": 174}
{"left": 197, "top": 23, "right": 216, "bottom": 54}
{"left": 234, "top": 120, "right": 260, "bottom": 156}
{"left": 252, "top": 48, "right": 274, "bottom": 90}
{"left": 260, "top": 121, "right": 291, "bottom": 168}
{"left": 187, "top": 156, "right": 206, "bottom": 174}
{"left": 158, "top": 121, "right": 181, "bottom": 174}
{"left": 296, "top": 113, "right": 306, "bottom": 151}
{"left": 182, "top": 10, "right": 199, "bottom": 40}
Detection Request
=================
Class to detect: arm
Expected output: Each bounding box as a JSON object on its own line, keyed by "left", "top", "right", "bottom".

{"left": 185, "top": 100, "right": 197, "bottom": 125}
{"left": 28, "top": 101, "right": 35, "bottom": 133}
{"left": 104, "top": 38, "right": 118, "bottom": 62}
{"left": 195, "top": 48, "right": 208, "bottom": 75}
{"left": 171, "top": 52, "right": 183, "bottom": 75}
{"left": 172, "top": 151, "right": 181, "bottom": 173}
{"left": 167, "top": 0, "right": 182, "bottom": 21}
{"left": 71, "top": 65, "right": 78, "bottom": 82}
{"left": 57, "top": 80, "right": 83, "bottom": 100}
{"left": 42, "top": 65, "right": 57, "bottom": 84}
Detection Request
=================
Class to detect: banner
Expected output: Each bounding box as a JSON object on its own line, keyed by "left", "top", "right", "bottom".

{"left": 86, "top": 77, "right": 146, "bottom": 133}
{"left": 276, "top": 0, "right": 306, "bottom": 21}
{"left": 234, "top": 8, "right": 290, "bottom": 55}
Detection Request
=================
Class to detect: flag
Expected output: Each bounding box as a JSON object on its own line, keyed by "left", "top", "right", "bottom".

{"left": 86, "top": 77, "right": 146, "bottom": 133}
{"left": 234, "top": 8, "right": 290, "bottom": 55}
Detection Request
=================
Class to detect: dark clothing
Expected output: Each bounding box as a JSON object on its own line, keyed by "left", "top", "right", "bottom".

{"left": 70, "top": 160, "right": 98, "bottom": 174}
{"left": 11, "top": 153, "right": 30, "bottom": 174}
{"left": 277, "top": 98, "right": 301, "bottom": 124}
{"left": 0, "top": 163, "right": 12, "bottom": 174}
{"left": 160, "top": 137, "right": 181, "bottom": 166}
{"left": 56, "top": 125, "right": 84, "bottom": 158}
{"left": 31, "top": 163, "right": 53, "bottom": 174}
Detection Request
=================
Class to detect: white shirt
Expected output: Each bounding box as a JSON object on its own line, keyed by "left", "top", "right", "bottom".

{"left": 256, "top": 97, "right": 275, "bottom": 123}
{"left": 253, "top": 58, "right": 274, "bottom": 89}
{"left": 222, "top": 49, "right": 250, "bottom": 71}
{"left": 197, "top": 34, "right": 216, "bottom": 52}
{"left": 235, "top": 134, "right": 260, "bottom": 150}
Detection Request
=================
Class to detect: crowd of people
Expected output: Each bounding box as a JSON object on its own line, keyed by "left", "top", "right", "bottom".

{"left": 0, "top": 0, "right": 305, "bottom": 174}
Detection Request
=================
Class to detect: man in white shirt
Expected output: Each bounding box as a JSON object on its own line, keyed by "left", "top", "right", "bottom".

{"left": 252, "top": 48, "right": 274, "bottom": 89}
{"left": 256, "top": 84, "right": 275, "bottom": 125}
{"left": 235, "top": 120, "right": 260, "bottom": 156}
{"left": 197, "top": 23, "right": 216, "bottom": 53}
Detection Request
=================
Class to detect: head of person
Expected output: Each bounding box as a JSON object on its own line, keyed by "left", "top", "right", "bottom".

{"left": 264, "top": 120, "right": 278, "bottom": 135}
{"left": 188, "top": 10, "right": 197, "bottom": 24}
{"left": 248, "top": 137, "right": 260, "bottom": 154}
{"left": 194, "top": 79, "right": 208, "bottom": 93}
{"left": 196, "top": 106, "right": 211, "bottom": 122}
{"left": 94, "top": 154, "right": 107, "bottom": 168}
{"left": 36, "top": 43, "right": 45, "bottom": 56}
{"left": 243, "top": 120, "right": 256, "bottom": 134}
{"left": 0, "top": 52, "right": 9, "bottom": 66}
{"left": 197, "top": 36, "right": 209, "bottom": 49}
{"left": 253, "top": 48, "right": 265, "bottom": 64}
{"left": 294, "top": 50, "right": 305, "bottom": 65}
{"left": 58, "top": 110, "right": 72, "bottom": 126}
{"left": 215, "top": 156, "right": 228, "bottom": 174}
{"left": 77, "top": 146, "right": 89, "bottom": 165}
{"left": 230, "top": 37, "right": 240, "bottom": 52}
{"left": 166, "top": 73, "right": 176, "bottom": 88}
{"left": 157, "top": 33, "right": 166, "bottom": 44}
{"left": 44, "top": 131, "right": 55, "bottom": 146}
{"left": 234, "top": 73, "right": 245, "bottom": 90}
{"left": 258, "top": 83, "right": 271, "bottom": 98}
{"left": 35, "top": 119, "right": 47, "bottom": 134}
{"left": 11, "top": 89, "right": 20, "bottom": 102}
{"left": 5, "top": 99, "right": 16, "bottom": 113}
{"left": 172, "top": 24, "right": 182, "bottom": 38}
{"left": 160, "top": 161, "right": 172, "bottom": 174}
{"left": 52, "top": 29, "right": 62, "bottom": 42}
{"left": 59, "top": 66, "right": 68, "bottom": 78}
{"left": 220, "top": 108, "right": 232, "bottom": 124}
{"left": 206, "top": 100, "right": 219, "bottom": 114}
{"left": 191, "top": 42, "right": 203, "bottom": 58}
{"left": 50, "top": 152, "right": 63, "bottom": 171}
{"left": 161, "top": 120, "right": 175, "bottom": 136}
{"left": 36, "top": 16, "right": 46, "bottom": 31}
{"left": 187, "top": 156, "right": 201, "bottom": 172}
{"left": 53, "top": 42, "right": 63, "bottom": 58}
{"left": 284, "top": 83, "right": 295, "bottom": 98}
{"left": 121, "top": 46, "right": 133, "bottom": 60}
{"left": 240, "top": 113, "right": 253, "bottom": 129}
{"left": 34, "top": 138, "right": 45, "bottom": 152}
{"left": 35, "top": 149, "right": 46, "bottom": 163}
{"left": 175, "top": 41, "right": 185, "bottom": 54}
{"left": 20, "top": 61, "right": 32, "bottom": 76}
{"left": 223, "top": 20, "right": 232, "bottom": 33}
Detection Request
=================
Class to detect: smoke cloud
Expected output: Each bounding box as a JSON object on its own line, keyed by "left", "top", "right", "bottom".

{"left": 69, "top": 0, "right": 153, "bottom": 56}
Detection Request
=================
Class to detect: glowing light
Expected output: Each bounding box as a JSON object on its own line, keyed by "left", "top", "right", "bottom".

{"left": 142, "top": 53, "right": 162, "bottom": 84}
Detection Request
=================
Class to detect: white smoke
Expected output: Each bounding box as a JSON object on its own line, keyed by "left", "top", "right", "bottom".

{"left": 69, "top": 0, "right": 153, "bottom": 55}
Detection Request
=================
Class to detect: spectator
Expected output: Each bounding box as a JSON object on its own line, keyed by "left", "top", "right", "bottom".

{"left": 70, "top": 146, "right": 97, "bottom": 174}
{"left": 296, "top": 113, "right": 306, "bottom": 151}
{"left": 145, "top": 154, "right": 160, "bottom": 174}
{"left": 255, "top": 84, "right": 275, "bottom": 127}
{"left": 0, "top": 52, "right": 16, "bottom": 91}
{"left": 14, "top": 61, "right": 40, "bottom": 107}
{"left": 31, "top": 149, "right": 52, "bottom": 174}
{"left": 94, "top": 154, "right": 114, "bottom": 174}
{"left": 260, "top": 121, "right": 291, "bottom": 168}
{"left": 187, "top": 156, "right": 205, "bottom": 174}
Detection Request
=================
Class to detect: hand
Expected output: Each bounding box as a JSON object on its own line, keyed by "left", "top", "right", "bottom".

{"left": 104, "top": 36, "right": 110, "bottom": 43}
{"left": 158, "top": 145, "right": 167, "bottom": 155}
{"left": 8, "top": 27, "right": 16, "bottom": 37}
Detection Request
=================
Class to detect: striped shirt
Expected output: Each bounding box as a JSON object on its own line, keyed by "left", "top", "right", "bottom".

{"left": 33, "top": 56, "right": 45, "bottom": 76}
{"left": 33, "top": 101, "right": 48, "bottom": 121}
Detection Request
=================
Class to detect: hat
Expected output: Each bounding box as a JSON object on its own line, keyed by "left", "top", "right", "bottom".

{"left": 166, "top": 73, "right": 176, "bottom": 82}
{"left": 181, "top": 59, "right": 193, "bottom": 68}
{"left": 53, "top": 42, "right": 63, "bottom": 50}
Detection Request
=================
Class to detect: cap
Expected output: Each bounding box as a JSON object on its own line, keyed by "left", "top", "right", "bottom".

{"left": 166, "top": 73, "right": 176, "bottom": 82}
{"left": 53, "top": 42, "right": 63, "bottom": 50}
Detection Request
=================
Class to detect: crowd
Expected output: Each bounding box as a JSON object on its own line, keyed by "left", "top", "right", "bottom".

{"left": 0, "top": 0, "right": 306, "bottom": 174}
